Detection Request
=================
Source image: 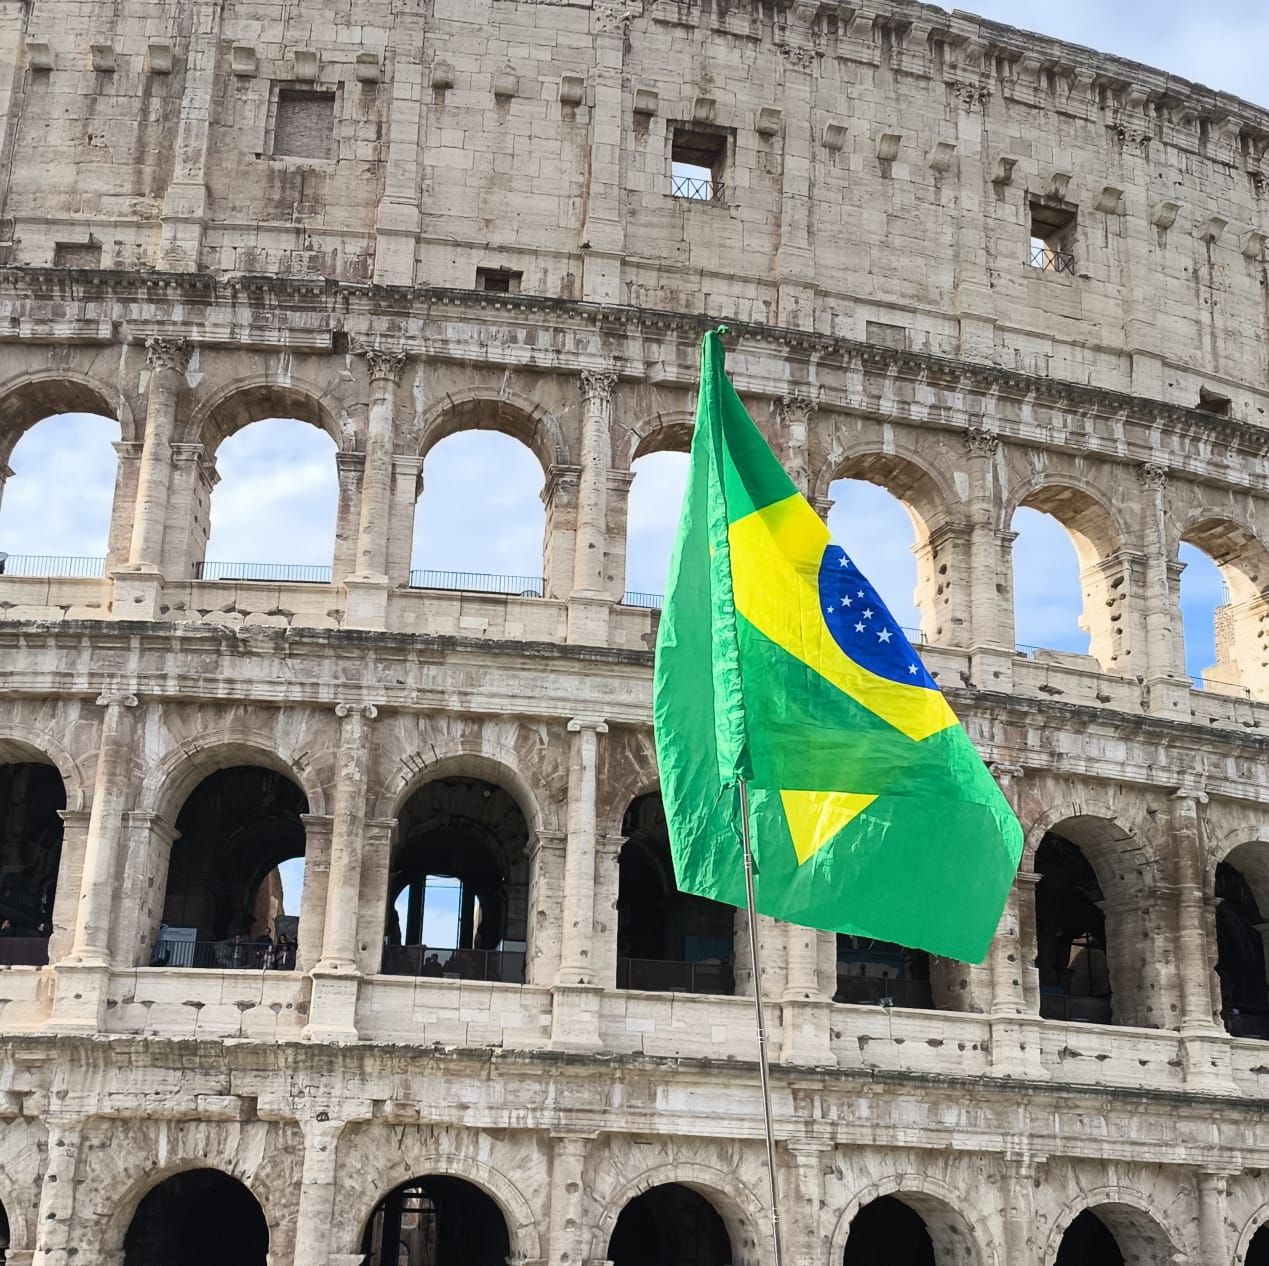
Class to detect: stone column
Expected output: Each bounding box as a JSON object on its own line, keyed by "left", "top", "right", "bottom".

{"left": 1139, "top": 463, "right": 1189, "bottom": 715}
{"left": 965, "top": 426, "right": 1013, "bottom": 682}
{"left": 528, "top": 829, "right": 566, "bottom": 987}
{"left": 552, "top": 719, "right": 606, "bottom": 1051}
{"left": 295, "top": 813, "right": 333, "bottom": 974}
{"left": 580, "top": 2, "right": 627, "bottom": 302}
{"left": 346, "top": 348, "right": 406, "bottom": 628}
{"left": 166, "top": 442, "right": 217, "bottom": 580}
{"left": 104, "top": 442, "right": 142, "bottom": 573}
{"left": 124, "top": 339, "right": 190, "bottom": 575}
{"left": 773, "top": 36, "right": 817, "bottom": 328}
{"left": 387, "top": 455, "right": 424, "bottom": 588}
{"left": 778, "top": 396, "right": 813, "bottom": 498}
{"left": 372, "top": 15, "right": 426, "bottom": 284}
{"left": 52, "top": 692, "right": 138, "bottom": 1029}
{"left": 545, "top": 1133, "right": 594, "bottom": 1266}
{"left": 780, "top": 922, "right": 831, "bottom": 1065}
{"left": 542, "top": 464, "right": 581, "bottom": 603}
{"left": 292, "top": 1116, "right": 347, "bottom": 1266}
{"left": 306, "top": 703, "right": 377, "bottom": 1041}
{"left": 1001, "top": 1157, "right": 1042, "bottom": 1266}
{"left": 1196, "top": 1168, "right": 1230, "bottom": 1264}
{"left": 48, "top": 809, "right": 90, "bottom": 965}
{"left": 31, "top": 1117, "right": 83, "bottom": 1266}
{"left": 568, "top": 371, "right": 617, "bottom": 644}
{"left": 332, "top": 450, "right": 365, "bottom": 585}
{"left": 1171, "top": 789, "right": 1220, "bottom": 1034}
{"left": 783, "top": 1140, "right": 829, "bottom": 1264}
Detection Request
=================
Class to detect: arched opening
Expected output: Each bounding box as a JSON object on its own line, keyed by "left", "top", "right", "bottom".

{"left": 1054, "top": 1210, "right": 1123, "bottom": 1265}
{"left": 382, "top": 776, "right": 529, "bottom": 982}
{"left": 0, "top": 760, "right": 65, "bottom": 964}
{"left": 616, "top": 793, "right": 735, "bottom": 995}
{"left": 826, "top": 478, "right": 924, "bottom": 638}
{"left": 200, "top": 418, "right": 338, "bottom": 583}
{"left": 410, "top": 431, "right": 546, "bottom": 596}
{"left": 123, "top": 1169, "right": 268, "bottom": 1266}
{"left": 1247, "top": 1222, "right": 1269, "bottom": 1264}
{"left": 607, "top": 1183, "right": 732, "bottom": 1266}
{"left": 0, "top": 412, "right": 120, "bottom": 577}
{"left": 153, "top": 766, "right": 307, "bottom": 969}
{"left": 0, "top": 1189, "right": 9, "bottom": 1262}
{"left": 842, "top": 1195, "right": 935, "bottom": 1265}
{"left": 1180, "top": 519, "right": 1269, "bottom": 699}
{"left": 1035, "top": 829, "right": 1112, "bottom": 1024}
{"left": 1216, "top": 844, "right": 1269, "bottom": 1039}
{"left": 1010, "top": 503, "right": 1094, "bottom": 660}
{"left": 361, "top": 1175, "right": 510, "bottom": 1266}
{"left": 834, "top": 936, "right": 933, "bottom": 1009}
{"left": 625, "top": 449, "right": 689, "bottom": 606}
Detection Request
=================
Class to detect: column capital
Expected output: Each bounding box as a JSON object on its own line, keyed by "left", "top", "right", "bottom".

{"left": 989, "top": 761, "right": 1024, "bottom": 781}
{"left": 355, "top": 343, "right": 409, "bottom": 383}
{"left": 95, "top": 691, "right": 139, "bottom": 709}
{"left": 550, "top": 1129, "right": 599, "bottom": 1147}
{"left": 1138, "top": 462, "right": 1169, "bottom": 491}
{"left": 335, "top": 701, "right": 379, "bottom": 721}
{"left": 964, "top": 423, "right": 999, "bottom": 456}
{"left": 568, "top": 716, "right": 608, "bottom": 734}
{"left": 145, "top": 336, "right": 192, "bottom": 375}
{"left": 580, "top": 366, "right": 618, "bottom": 403}
{"left": 1171, "top": 786, "right": 1209, "bottom": 806}
{"left": 778, "top": 393, "right": 816, "bottom": 427}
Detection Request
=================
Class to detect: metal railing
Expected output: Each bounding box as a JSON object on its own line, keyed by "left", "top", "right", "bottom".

{"left": 670, "top": 173, "right": 724, "bottom": 201}
{"left": 1223, "top": 1010, "right": 1269, "bottom": 1040}
{"left": 195, "top": 561, "right": 332, "bottom": 584}
{"left": 1191, "top": 673, "right": 1254, "bottom": 700}
{"left": 0, "top": 936, "right": 49, "bottom": 967}
{"left": 616, "top": 956, "right": 735, "bottom": 995}
{"left": 380, "top": 944, "right": 526, "bottom": 983}
{"left": 150, "top": 938, "right": 297, "bottom": 970}
{"left": 621, "top": 590, "right": 663, "bottom": 609}
{"left": 408, "top": 569, "right": 545, "bottom": 597}
{"left": 834, "top": 974, "right": 933, "bottom": 1009}
{"left": 1029, "top": 244, "right": 1076, "bottom": 273}
{"left": 1038, "top": 991, "right": 1113, "bottom": 1024}
{"left": 0, "top": 553, "right": 105, "bottom": 578}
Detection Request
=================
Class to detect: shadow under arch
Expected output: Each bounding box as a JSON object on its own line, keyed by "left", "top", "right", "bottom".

{"left": 184, "top": 375, "right": 347, "bottom": 450}
{"left": 590, "top": 1162, "right": 767, "bottom": 1266}
{"left": 1021, "top": 808, "right": 1143, "bottom": 889}
{"left": 0, "top": 728, "right": 87, "bottom": 812}
{"left": 417, "top": 388, "right": 569, "bottom": 475}
{"left": 350, "top": 1153, "right": 543, "bottom": 1263}
{"left": 829, "top": 1174, "right": 987, "bottom": 1266}
{"left": 137, "top": 734, "right": 328, "bottom": 826}
{"left": 1041, "top": 1190, "right": 1189, "bottom": 1266}
{"left": 624, "top": 409, "right": 695, "bottom": 468}
{"left": 0, "top": 370, "right": 136, "bottom": 464}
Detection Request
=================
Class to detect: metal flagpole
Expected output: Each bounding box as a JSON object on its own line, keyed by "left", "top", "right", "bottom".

{"left": 737, "top": 778, "right": 784, "bottom": 1266}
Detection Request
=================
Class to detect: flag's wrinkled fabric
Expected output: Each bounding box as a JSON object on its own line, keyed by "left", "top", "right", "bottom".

{"left": 652, "top": 328, "right": 1022, "bottom": 963}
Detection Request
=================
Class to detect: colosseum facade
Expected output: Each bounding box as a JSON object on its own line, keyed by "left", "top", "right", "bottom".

{"left": 0, "top": 0, "right": 1267, "bottom": 1261}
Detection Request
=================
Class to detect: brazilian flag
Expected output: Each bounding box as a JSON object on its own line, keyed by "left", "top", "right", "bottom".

{"left": 652, "top": 330, "right": 1022, "bottom": 963}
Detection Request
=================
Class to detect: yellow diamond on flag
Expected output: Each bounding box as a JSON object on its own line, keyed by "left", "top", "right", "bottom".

{"left": 780, "top": 789, "right": 878, "bottom": 866}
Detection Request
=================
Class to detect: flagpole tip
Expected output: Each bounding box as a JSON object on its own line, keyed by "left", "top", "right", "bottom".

{"left": 715, "top": 323, "right": 730, "bottom": 336}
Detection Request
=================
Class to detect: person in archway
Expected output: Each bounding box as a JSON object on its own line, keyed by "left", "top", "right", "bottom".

{"left": 274, "top": 933, "right": 293, "bottom": 970}
{"left": 254, "top": 930, "right": 273, "bottom": 969}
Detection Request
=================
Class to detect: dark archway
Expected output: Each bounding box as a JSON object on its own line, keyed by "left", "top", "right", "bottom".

{"left": 617, "top": 794, "right": 735, "bottom": 995}
{"left": 362, "top": 1175, "right": 511, "bottom": 1266}
{"left": 834, "top": 936, "right": 933, "bottom": 1009}
{"left": 1217, "top": 858, "right": 1269, "bottom": 1038}
{"left": 123, "top": 1169, "right": 268, "bottom": 1266}
{"left": 1247, "top": 1222, "right": 1269, "bottom": 1265}
{"left": 608, "top": 1183, "right": 732, "bottom": 1266}
{"left": 1035, "top": 831, "right": 1112, "bottom": 1024}
{"left": 0, "top": 1194, "right": 9, "bottom": 1263}
{"left": 0, "top": 762, "right": 65, "bottom": 963}
{"left": 156, "top": 766, "right": 307, "bottom": 968}
{"left": 382, "top": 776, "right": 529, "bottom": 983}
{"left": 1054, "top": 1210, "right": 1123, "bottom": 1265}
{"left": 842, "top": 1195, "right": 935, "bottom": 1265}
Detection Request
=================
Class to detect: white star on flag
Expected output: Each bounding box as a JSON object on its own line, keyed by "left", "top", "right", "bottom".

{"left": 877, "top": 628, "right": 892, "bottom": 643}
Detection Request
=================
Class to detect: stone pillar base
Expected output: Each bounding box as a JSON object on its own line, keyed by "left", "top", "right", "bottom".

{"left": 969, "top": 645, "right": 1016, "bottom": 693}
{"left": 988, "top": 1016, "right": 1048, "bottom": 1080}
{"left": 1181, "top": 1030, "right": 1237, "bottom": 1095}
{"left": 566, "top": 593, "right": 612, "bottom": 646}
{"left": 776, "top": 279, "right": 817, "bottom": 330}
{"left": 1143, "top": 674, "right": 1194, "bottom": 720}
{"left": 581, "top": 251, "right": 622, "bottom": 305}
{"left": 304, "top": 971, "right": 361, "bottom": 1043}
{"left": 342, "top": 574, "right": 390, "bottom": 631}
{"left": 49, "top": 962, "right": 111, "bottom": 1033}
{"left": 110, "top": 568, "right": 164, "bottom": 621}
{"left": 549, "top": 983, "right": 603, "bottom": 1052}
{"left": 779, "top": 997, "right": 833, "bottom": 1066}
{"left": 956, "top": 310, "right": 997, "bottom": 364}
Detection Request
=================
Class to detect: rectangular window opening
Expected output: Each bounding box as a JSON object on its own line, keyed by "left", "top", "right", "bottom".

{"left": 671, "top": 127, "right": 726, "bottom": 201}
{"left": 1029, "top": 201, "right": 1077, "bottom": 273}
{"left": 1198, "top": 386, "right": 1232, "bottom": 416}
{"left": 52, "top": 241, "right": 102, "bottom": 269}
{"left": 476, "top": 267, "right": 523, "bottom": 293}
{"left": 272, "top": 89, "right": 336, "bottom": 160}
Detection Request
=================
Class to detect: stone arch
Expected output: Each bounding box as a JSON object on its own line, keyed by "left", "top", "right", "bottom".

{"left": 590, "top": 1161, "right": 768, "bottom": 1266}
{"left": 1021, "top": 805, "right": 1149, "bottom": 888}
{"left": 351, "top": 1152, "right": 543, "bottom": 1263}
{"left": 101, "top": 1157, "right": 276, "bottom": 1258}
{"left": 0, "top": 369, "right": 136, "bottom": 465}
{"left": 1178, "top": 512, "right": 1269, "bottom": 606}
{"left": 1041, "top": 1188, "right": 1189, "bottom": 1266}
{"left": 0, "top": 1148, "right": 32, "bottom": 1250}
{"left": 1235, "top": 1203, "right": 1269, "bottom": 1264}
{"left": 1208, "top": 826, "right": 1269, "bottom": 898}
{"left": 816, "top": 446, "right": 962, "bottom": 538}
{"left": 0, "top": 725, "right": 88, "bottom": 812}
{"left": 373, "top": 739, "right": 559, "bottom": 838}
{"left": 138, "top": 732, "right": 328, "bottom": 825}
{"left": 623, "top": 409, "right": 695, "bottom": 468}
{"left": 184, "top": 375, "right": 347, "bottom": 451}
{"left": 1006, "top": 479, "right": 1125, "bottom": 565}
{"left": 417, "top": 388, "right": 569, "bottom": 475}
{"left": 830, "top": 1173, "right": 988, "bottom": 1266}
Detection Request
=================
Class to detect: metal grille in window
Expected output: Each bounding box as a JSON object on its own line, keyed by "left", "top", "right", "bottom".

{"left": 273, "top": 89, "right": 335, "bottom": 160}
{"left": 1029, "top": 243, "right": 1076, "bottom": 273}
{"left": 670, "top": 170, "right": 724, "bottom": 200}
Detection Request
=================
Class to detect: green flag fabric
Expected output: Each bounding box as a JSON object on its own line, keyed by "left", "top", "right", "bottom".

{"left": 651, "top": 329, "right": 1023, "bottom": 963}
